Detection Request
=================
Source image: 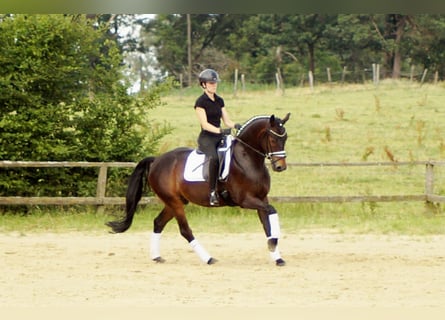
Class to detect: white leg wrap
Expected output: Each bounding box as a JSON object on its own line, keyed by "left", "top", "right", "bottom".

{"left": 190, "top": 239, "right": 211, "bottom": 263}
{"left": 270, "top": 247, "right": 282, "bottom": 261}
{"left": 150, "top": 232, "right": 162, "bottom": 260}
{"left": 268, "top": 213, "right": 281, "bottom": 239}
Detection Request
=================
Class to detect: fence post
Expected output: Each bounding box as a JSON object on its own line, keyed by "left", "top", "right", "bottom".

{"left": 275, "top": 68, "right": 284, "bottom": 95}
{"left": 179, "top": 74, "right": 184, "bottom": 99}
{"left": 326, "top": 67, "right": 332, "bottom": 85}
{"left": 376, "top": 64, "right": 380, "bottom": 85}
{"left": 308, "top": 70, "right": 314, "bottom": 92}
{"left": 96, "top": 165, "right": 108, "bottom": 213}
{"left": 341, "top": 66, "right": 347, "bottom": 84}
{"left": 420, "top": 69, "right": 428, "bottom": 86}
{"left": 425, "top": 162, "right": 434, "bottom": 204}
{"left": 241, "top": 74, "right": 245, "bottom": 93}
{"left": 275, "top": 72, "right": 280, "bottom": 91}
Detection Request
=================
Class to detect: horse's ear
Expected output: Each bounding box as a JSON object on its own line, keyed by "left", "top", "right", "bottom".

{"left": 270, "top": 114, "right": 276, "bottom": 126}
{"left": 282, "top": 113, "right": 291, "bottom": 124}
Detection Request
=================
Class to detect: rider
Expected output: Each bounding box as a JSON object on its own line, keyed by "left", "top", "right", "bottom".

{"left": 194, "top": 68, "right": 241, "bottom": 206}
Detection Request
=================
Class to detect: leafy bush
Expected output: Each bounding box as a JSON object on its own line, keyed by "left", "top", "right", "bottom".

{"left": 0, "top": 15, "right": 172, "bottom": 209}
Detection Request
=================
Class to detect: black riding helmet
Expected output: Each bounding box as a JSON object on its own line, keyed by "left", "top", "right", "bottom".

{"left": 198, "top": 69, "right": 220, "bottom": 87}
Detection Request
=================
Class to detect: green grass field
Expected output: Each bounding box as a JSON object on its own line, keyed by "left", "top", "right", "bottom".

{"left": 1, "top": 80, "right": 445, "bottom": 235}
{"left": 155, "top": 79, "right": 445, "bottom": 198}
{"left": 157, "top": 79, "right": 445, "bottom": 163}
{"left": 1, "top": 201, "right": 443, "bottom": 235}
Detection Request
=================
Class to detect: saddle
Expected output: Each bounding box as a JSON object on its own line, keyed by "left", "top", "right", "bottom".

{"left": 184, "top": 135, "right": 234, "bottom": 182}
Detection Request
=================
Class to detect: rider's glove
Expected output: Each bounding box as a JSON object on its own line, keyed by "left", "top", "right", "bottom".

{"left": 221, "top": 128, "right": 232, "bottom": 135}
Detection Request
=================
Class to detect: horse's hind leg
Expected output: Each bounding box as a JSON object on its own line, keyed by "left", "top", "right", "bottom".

{"left": 152, "top": 203, "right": 215, "bottom": 264}
{"left": 150, "top": 207, "right": 174, "bottom": 262}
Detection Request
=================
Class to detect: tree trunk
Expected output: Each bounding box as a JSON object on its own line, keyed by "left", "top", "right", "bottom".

{"left": 391, "top": 15, "right": 407, "bottom": 79}
{"left": 308, "top": 42, "right": 315, "bottom": 76}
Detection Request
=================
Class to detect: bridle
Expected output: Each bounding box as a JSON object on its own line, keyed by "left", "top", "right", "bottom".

{"left": 234, "top": 126, "right": 287, "bottom": 164}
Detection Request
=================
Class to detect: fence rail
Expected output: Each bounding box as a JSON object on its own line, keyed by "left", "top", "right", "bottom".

{"left": 1, "top": 160, "right": 444, "bottom": 206}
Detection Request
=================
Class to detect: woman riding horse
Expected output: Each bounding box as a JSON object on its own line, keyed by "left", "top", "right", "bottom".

{"left": 194, "top": 69, "right": 241, "bottom": 206}
{"left": 107, "top": 112, "right": 290, "bottom": 266}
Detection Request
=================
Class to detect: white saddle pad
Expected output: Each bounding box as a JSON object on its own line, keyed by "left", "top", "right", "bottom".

{"left": 184, "top": 135, "right": 233, "bottom": 182}
{"left": 184, "top": 150, "right": 206, "bottom": 182}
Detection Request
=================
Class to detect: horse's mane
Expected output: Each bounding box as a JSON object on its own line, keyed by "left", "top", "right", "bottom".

{"left": 236, "top": 115, "right": 270, "bottom": 136}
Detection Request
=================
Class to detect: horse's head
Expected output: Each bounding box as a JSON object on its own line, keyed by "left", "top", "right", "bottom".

{"left": 266, "top": 113, "right": 290, "bottom": 172}
{"left": 236, "top": 113, "right": 290, "bottom": 172}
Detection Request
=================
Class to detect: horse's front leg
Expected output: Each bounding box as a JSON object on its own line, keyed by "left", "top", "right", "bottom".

{"left": 257, "top": 204, "right": 285, "bottom": 266}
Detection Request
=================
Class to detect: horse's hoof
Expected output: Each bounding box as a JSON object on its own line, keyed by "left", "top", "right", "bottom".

{"left": 275, "top": 258, "right": 286, "bottom": 266}
{"left": 207, "top": 257, "right": 218, "bottom": 265}
{"left": 153, "top": 257, "right": 166, "bottom": 263}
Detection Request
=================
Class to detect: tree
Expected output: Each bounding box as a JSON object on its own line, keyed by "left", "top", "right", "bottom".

{"left": 139, "top": 14, "right": 244, "bottom": 86}
{"left": 245, "top": 14, "right": 338, "bottom": 82}
{"left": 325, "top": 15, "right": 383, "bottom": 77}
{"left": 0, "top": 15, "right": 170, "bottom": 201}
{"left": 368, "top": 14, "right": 416, "bottom": 78}
{"left": 134, "top": 14, "right": 445, "bottom": 85}
{"left": 409, "top": 15, "right": 445, "bottom": 78}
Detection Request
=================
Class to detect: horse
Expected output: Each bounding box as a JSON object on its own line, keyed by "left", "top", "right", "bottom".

{"left": 106, "top": 113, "right": 290, "bottom": 266}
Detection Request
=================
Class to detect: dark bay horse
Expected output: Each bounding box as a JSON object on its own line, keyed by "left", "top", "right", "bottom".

{"left": 107, "top": 113, "right": 290, "bottom": 266}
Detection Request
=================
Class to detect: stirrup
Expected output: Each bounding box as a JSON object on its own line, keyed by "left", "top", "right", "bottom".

{"left": 209, "top": 190, "right": 219, "bottom": 206}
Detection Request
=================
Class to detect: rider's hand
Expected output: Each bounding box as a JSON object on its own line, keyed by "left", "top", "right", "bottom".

{"left": 234, "top": 123, "right": 242, "bottom": 130}
{"left": 221, "top": 128, "right": 232, "bottom": 135}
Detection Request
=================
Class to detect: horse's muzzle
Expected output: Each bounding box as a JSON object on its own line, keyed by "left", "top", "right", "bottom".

{"left": 267, "top": 151, "right": 287, "bottom": 172}
{"left": 272, "top": 158, "right": 287, "bottom": 172}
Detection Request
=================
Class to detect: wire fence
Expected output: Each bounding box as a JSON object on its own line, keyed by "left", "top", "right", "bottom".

{"left": 205, "top": 65, "right": 442, "bottom": 94}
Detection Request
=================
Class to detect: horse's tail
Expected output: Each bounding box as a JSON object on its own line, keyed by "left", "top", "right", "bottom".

{"left": 106, "top": 156, "right": 156, "bottom": 233}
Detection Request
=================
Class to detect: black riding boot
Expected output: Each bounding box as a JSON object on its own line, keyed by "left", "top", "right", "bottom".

{"left": 208, "top": 156, "right": 219, "bottom": 206}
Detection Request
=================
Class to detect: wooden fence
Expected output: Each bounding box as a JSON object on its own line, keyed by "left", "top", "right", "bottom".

{"left": 0, "top": 160, "right": 444, "bottom": 206}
